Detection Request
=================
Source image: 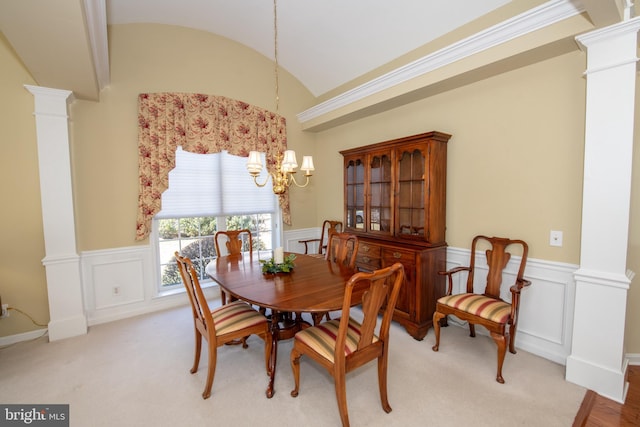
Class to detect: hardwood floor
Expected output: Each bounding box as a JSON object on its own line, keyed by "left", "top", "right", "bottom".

{"left": 573, "top": 365, "right": 640, "bottom": 426}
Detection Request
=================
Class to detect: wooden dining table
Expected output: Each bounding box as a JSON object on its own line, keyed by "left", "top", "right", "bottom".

{"left": 205, "top": 252, "right": 356, "bottom": 398}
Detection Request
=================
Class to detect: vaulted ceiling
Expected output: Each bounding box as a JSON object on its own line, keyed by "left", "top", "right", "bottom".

{"left": 0, "top": 0, "right": 628, "bottom": 105}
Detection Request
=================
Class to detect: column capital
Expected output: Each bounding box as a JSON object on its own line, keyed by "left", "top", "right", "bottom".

{"left": 576, "top": 16, "right": 640, "bottom": 49}
{"left": 24, "top": 85, "right": 74, "bottom": 117}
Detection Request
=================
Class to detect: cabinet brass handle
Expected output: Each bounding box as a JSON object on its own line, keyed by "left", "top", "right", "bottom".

{"left": 362, "top": 245, "right": 370, "bottom": 252}
{"left": 393, "top": 252, "right": 402, "bottom": 258}
{"left": 362, "top": 256, "right": 371, "bottom": 263}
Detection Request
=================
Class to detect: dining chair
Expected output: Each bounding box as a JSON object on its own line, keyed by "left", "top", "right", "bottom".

{"left": 214, "top": 229, "right": 252, "bottom": 305}
{"left": 305, "top": 231, "right": 359, "bottom": 324}
{"left": 325, "top": 231, "right": 358, "bottom": 268}
{"left": 290, "top": 263, "right": 405, "bottom": 427}
{"left": 175, "top": 252, "right": 272, "bottom": 399}
{"left": 432, "top": 235, "right": 530, "bottom": 383}
{"left": 298, "top": 220, "right": 343, "bottom": 255}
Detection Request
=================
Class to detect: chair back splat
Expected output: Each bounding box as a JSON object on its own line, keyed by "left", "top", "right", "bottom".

{"left": 290, "top": 263, "right": 405, "bottom": 427}
{"left": 214, "top": 229, "right": 253, "bottom": 304}
{"left": 214, "top": 229, "right": 253, "bottom": 257}
{"left": 325, "top": 232, "right": 359, "bottom": 268}
{"left": 305, "top": 231, "right": 359, "bottom": 324}
{"left": 432, "top": 235, "right": 530, "bottom": 384}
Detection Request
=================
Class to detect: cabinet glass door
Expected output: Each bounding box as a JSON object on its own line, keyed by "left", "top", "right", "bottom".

{"left": 369, "top": 152, "right": 392, "bottom": 234}
{"left": 345, "top": 158, "right": 365, "bottom": 229}
{"left": 397, "top": 148, "right": 426, "bottom": 238}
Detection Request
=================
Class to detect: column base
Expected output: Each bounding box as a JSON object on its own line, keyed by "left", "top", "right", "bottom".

{"left": 48, "top": 315, "right": 88, "bottom": 342}
{"left": 566, "top": 354, "right": 629, "bottom": 403}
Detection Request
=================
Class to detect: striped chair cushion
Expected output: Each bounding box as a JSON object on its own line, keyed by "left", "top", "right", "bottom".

{"left": 294, "top": 318, "right": 378, "bottom": 363}
{"left": 212, "top": 301, "right": 266, "bottom": 335}
{"left": 438, "top": 293, "right": 511, "bottom": 324}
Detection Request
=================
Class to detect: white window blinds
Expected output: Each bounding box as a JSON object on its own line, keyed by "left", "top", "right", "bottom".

{"left": 157, "top": 148, "right": 275, "bottom": 218}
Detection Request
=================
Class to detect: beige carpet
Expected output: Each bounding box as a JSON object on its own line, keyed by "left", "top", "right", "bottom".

{"left": 0, "top": 304, "right": 586, "bottom": 427}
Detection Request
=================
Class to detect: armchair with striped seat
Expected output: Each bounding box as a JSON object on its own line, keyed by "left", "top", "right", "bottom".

{"left": 432, "top": 235, "right": 530, "bottom": 384}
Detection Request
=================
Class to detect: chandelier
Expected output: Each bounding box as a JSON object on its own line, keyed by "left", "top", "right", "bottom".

{"left": 246, "top": 0, "right": 314, "bottom": 195}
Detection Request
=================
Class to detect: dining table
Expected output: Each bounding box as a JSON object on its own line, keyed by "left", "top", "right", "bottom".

{"left": 205, "top": 252, "right": 357, "bottom": 398}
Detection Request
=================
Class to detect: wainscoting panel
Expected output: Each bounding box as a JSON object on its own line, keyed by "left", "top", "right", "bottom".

{"left": 284, "top": 227, "right": 320, "bottom": 254}
{"left": 81, "top": 246, "right": 229, "bottom": 326}
{"left": 77, "top": 237, "right": 577, "bottom": 365}
{"left": 91, "top": 259, "right": 145, "bottom": 310}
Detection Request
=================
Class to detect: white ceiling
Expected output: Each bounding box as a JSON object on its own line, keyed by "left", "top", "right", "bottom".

{"left": 0, "top": 1, "right": 624, "bottom": 103}
{"left": 106, "top": 0, "right": 511, "bottom": 96}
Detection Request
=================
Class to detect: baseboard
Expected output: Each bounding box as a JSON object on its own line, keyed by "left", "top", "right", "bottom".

{"left": 627, "top": 353, "right": 640, "bottom": 365}
{"left": 0, "top": 328, "right": 48, "bottom": 347}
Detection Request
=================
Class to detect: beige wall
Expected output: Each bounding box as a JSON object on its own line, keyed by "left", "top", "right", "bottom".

{"left": 315, "top": 51, "right": 587, "bottom": 263}
{"left": 1, "top": 23, "right": 638, "bottom": 353}
{"left": 70, "top": 24, "right": 319, "bottom": 251}
{"left": 0, "top": 32, "right": 49, "bottom": 336}
{"left": 313, "top": 50, "right": 640, "bottom": 353}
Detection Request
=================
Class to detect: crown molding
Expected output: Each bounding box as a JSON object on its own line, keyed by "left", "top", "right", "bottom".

{"left": 297, "top": 0, "right": 585, "bottom": 125}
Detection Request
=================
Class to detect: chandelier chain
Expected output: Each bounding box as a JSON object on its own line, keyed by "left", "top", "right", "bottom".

{"left": 245, "top": 0, "right": 314, "bottom": 194}
{"left": 273, "top": 0, "right": 279, "bottom": 113}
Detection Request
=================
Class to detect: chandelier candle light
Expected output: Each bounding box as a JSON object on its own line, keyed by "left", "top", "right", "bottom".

{"left": 246, "top": 150, "right": 314, "bottom": 194}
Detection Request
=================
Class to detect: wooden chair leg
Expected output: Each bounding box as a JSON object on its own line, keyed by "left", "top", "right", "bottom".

{"left": 311, "top": 312, "right": 324, "bottom": 326}
{"left": 509, "top": 324, "right": 518, "bottom": 354}
{"left": 290, "top": 347, "right": 301, "bottom": 397}
{"left": 377, "top": 354, "right": 392, "bottom": 413}
{"left": 191, "top": 329, "right": 202, "bottom": 373}
{"left": 469, "top": 323, "right": 476, "bottom": 337}
{"left": 202, "top": 343, "right": 217, "bottom": 399}
{"left": 334, "top": 370, "right": 350, "bottom": 427}
{"left": 491, "top": 332, "right": 507, "bottom": 384}
{"left": 432, "top": 311, "right": 445, "bottom": 351}
{"left": 263, "top": 332, "right": 273, "bottom": 376}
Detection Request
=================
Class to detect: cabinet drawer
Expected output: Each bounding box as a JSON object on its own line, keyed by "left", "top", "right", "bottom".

{"left": 356, "top": 255, "right": 381, "bottom": 272}
{"left": 382, "top": 248, "right": 416, "bottom": 265}
{"left": 358, "top": 243, "right": 381, "bottom": 257}
{"left": 356, "top": 243, "right": 382, "bottom": 271}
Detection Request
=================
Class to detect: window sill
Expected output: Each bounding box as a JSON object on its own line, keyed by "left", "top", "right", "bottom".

{"left": 156, "top": 280, "right": 218, "bottom": 298}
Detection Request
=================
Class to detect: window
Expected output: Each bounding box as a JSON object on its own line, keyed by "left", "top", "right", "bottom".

{"left": 153, "top": 149, "right": 279, "bottom": 292}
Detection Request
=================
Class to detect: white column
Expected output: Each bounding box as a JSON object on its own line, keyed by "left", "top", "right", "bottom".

{"left": 25, "top": 85, "right": 87, "bottom": 341}
{"left": 565, "top": 18, "right": 640, "bottom": 403}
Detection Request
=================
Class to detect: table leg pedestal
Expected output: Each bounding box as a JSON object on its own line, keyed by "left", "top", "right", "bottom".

{"left": 265, "top": 311, "right": 313, "bottom": 398}
{"left": 266, "top": 313, "right": 279, "bottom": 398}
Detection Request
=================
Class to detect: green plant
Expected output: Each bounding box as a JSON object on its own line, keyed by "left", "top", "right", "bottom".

{"left": 162, "top": 237, "right": 216, "bottom": 285}
{"left": 260, "top": 253, "right": 296, "bottom": 274}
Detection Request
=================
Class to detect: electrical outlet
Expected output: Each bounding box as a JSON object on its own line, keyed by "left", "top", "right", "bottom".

{"left": 0, "top": 303, "right": 8, "bottom": 319}
{"left": 550, "top": 230, "right": 563, "bottom": 247}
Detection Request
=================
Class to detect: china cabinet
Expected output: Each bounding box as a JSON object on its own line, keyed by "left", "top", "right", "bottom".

{"left": 340, "top": 131, "right": 451, "bottom": 340}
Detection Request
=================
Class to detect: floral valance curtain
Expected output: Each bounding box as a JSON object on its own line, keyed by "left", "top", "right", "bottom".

{"left": 136, "top": 92, "right": 290, "bottom": 241}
